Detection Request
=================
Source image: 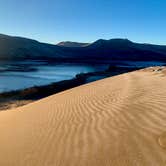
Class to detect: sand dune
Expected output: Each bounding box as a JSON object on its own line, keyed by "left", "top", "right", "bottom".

{"left": 0, "top": 67, "right": 166, "bottom": 165}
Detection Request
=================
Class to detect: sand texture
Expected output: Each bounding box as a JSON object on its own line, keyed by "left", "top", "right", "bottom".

{"left": 0, "top": 67, "right": 166, "bottom": 165}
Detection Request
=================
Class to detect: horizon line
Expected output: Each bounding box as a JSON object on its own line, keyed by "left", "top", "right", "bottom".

{"left": 0, "top": 32, "right": 165, "bottom": 46}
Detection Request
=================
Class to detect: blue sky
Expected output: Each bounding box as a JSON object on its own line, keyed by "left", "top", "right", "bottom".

{"left": 0, "top": 0, "right": 165, "bottom": 44}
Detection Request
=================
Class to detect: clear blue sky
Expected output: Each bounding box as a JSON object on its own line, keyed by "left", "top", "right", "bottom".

{"left": 0, "top": 0, "right": 165, "bottom": 44}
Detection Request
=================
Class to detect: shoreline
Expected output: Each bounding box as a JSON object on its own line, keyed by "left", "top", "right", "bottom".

{"left": 0, "top": 66, "right": 141, "bottom": 110}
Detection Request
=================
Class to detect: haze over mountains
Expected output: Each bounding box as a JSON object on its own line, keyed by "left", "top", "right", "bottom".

{"left": 0, "top": 33, "right": 166, "bottom": 62}
{"left": 57, "top": 41, "right": 89, "bottom": 47}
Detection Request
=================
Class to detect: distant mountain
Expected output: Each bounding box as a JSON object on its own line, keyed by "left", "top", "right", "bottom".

{"left": 88, "top": 38, "right": 133, "bottom": 48}
{"left": 0, "top": 34, "right": 166, "bottom": 62}
{"left": 0, "top": 34, "right": 63, "bottom": 61}
{"left": 81, "top": 39, "right": 166, "bottom": 61}
{"left": 57, "top": 41, "right": 89, "bottom": 47}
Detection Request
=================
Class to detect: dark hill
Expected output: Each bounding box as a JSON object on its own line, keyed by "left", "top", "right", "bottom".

{"left": 0, "top": 34, "right": 63, "bottom": 61}
{"left": 0, "top": 34, "right": 166, "bottom": 62}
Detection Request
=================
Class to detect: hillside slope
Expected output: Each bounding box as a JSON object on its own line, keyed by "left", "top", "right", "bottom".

{"left": 0, "top": 34, "right": 62, "bottom": 60}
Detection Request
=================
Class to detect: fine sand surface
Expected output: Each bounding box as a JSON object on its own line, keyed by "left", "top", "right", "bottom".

{"left": 0, "top": 67, "right": 166, "bottom": 165}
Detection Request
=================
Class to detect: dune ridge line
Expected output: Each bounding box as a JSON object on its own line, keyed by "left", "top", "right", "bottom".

{"left": 0, "top": 67, "right": 166, "bottom": 165}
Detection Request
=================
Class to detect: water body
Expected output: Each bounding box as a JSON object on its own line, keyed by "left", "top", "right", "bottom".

{"left": 0, "top": 60, "right": 164, "bottom": 93}
{"left": 0, "top": 62, "right": 108, "bottom": 92}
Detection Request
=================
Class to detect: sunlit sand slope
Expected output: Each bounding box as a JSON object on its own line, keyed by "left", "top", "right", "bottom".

{"left": 0, "top": 67, "right": 166, "bottom": 166}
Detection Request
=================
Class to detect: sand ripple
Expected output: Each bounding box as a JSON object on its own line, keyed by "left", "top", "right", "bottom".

{"left": 0, "top": 68, "right": 166, "bottom": 165}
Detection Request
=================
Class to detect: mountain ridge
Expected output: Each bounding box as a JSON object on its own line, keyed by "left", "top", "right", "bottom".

{"left": 57, "top": 41, "right": 90, "bottom": 47}
{"left": 0, "top": 33, "right": 166, "bottom": 62}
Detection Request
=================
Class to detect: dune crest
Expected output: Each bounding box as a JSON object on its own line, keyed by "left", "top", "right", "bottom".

{"left": 158, "top": 133, "right": 166, "bottom": 148}
{"left": 0, "top": 67, "right": 166, "bottom": 165}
